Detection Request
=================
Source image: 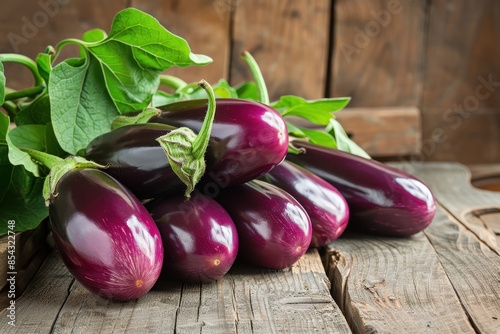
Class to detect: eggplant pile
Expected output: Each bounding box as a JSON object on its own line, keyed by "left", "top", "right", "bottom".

{"left": 49, "top": 97, "right": 435, "bottom": 301}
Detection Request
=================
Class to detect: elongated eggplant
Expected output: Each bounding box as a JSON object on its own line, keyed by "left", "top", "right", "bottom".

{"left": 147, "top": 192, "right": 238, "bottom": 282}
{"left": 215, "top": 180, "right": 312, "bottom": 269}
{"left": 287, "top": 141, "right": 436, "bottom": 237}
{"left": 86, "top": 123, "right": 184, "bottom": 199}
{"left": 262, "top": 160, "right": 349, "bottom": 247}
{"left": 49, "top": 168, "right": 164, "bottom": 301}
{"left": 152, "top": 98, "right": 289, "bottom": 194}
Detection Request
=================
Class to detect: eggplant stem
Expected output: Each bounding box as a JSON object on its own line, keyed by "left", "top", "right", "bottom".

{"left": 241, "top": 51, "right": 270, "bottom": 105}
{"left": 159, "top": 74, "right": 188, "bottom": 91}
{"left": 192, "top": 79, "right": 216, "bottom": 158}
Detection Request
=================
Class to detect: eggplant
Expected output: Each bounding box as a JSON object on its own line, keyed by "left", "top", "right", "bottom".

{"left": 262, "top": 160, "right": 349, "bottom": 247}
{"left": 287, "top": 141, "right": 436, "bottom": 237}
{"left": 49, "top": 168, "right": 164, "bottom": 301}
{"left": 147, "top": 192, "right": 238, "bottom": 282}
{"left": 215, "top": 180, "right": 312, "bottom": 269}
{"left": 152, "top": 98, "right": 289, "bottom": 193}
{"left": 86, "top": 123, "right": 184, "bottom": 199}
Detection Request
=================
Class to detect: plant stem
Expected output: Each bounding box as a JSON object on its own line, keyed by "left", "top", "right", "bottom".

{"left": 159, "top": 74, "right": 188, "bottom": 91}
{"left": 241, "top": 51, "right": 270, "bottom": 105}
{"left": 192, "top": 79, "right": 216, "bottom": 158}
{"left": 4, "top": 86, "right": 45, "bottom": 101}
{"left": 2, "top": 101, "right": 18, "bottom": 118}
{"left": 0, "top": 54, "right": 44, "bottom": 86}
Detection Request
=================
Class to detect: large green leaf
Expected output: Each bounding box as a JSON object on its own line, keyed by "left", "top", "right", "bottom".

{"left": 14, "top": 93, "right": 51, "bottom": 126}
{"left": 49, "top": 56, "right": 119, "bottom": 154}
{"left": 272, "top": 96, "right": 351, "bottom": 125}
{"left": 86, "top": 8, "right": 212, "bottom": 113}
{"left": 0, "top": 166, "right": 48, "bottom": 236}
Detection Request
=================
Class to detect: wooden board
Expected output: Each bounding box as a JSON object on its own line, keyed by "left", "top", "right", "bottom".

{"left": 324, "top": 162, "right": 500, "bottom": 333}
{"left": 131, "top": 0, "right": 231, "bottom": 85}
{"left": 230, "top": 0, "right": 331, "bottom": 101}
{"left": 1, "top": 250, "right": 351, "bottom": 333}
{"left": 330, "top": 0, "right": 426, "bottom": 107}
{"left": 421, "top": 0, "right": 500, "bottom": 163}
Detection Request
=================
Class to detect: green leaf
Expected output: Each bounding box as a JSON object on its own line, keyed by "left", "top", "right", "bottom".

{"left": 111, "top": 107, "right": 160, "bottom": 130}
{"left": 152, "top": 90, "right": 180, "bottom": 107}
{"left": 45, "top": 122, "right": 66, "bottom": 157}
{"left": 82, "top": 28, "right": 108, "bottom": 43}
{"left": 285, "top": 121, "right": 307, "bottom": 138}
{"left": 272, "top": 96, "right": 351, "bottom": 125}
{"left": 235, "top": 81, "right": 259, "bottom": 101}
{"left": 15, "top": 93, "right": 51, "bottom": 126}
{"left": 49, "top": 56, "right": 119, "bottom": 154}
{"left": 6, "top": 134, "right": 42, "bottom": 177}
{"left": 84, "top": 8, "right": 212, "bottom": 113}
{"left": 298, "top": 127, "right": 337, "bottom": 148}
{"left": 0, "top": 112, "right": 8, "bottom": 145}
{"left": 213, "top": 79, "right": 238, "bottom": 98}
{"left": 0, "top": 61, "right": 5, "bottom": 105}
{"left": 327, "top": 119, "right": 371, "bottom": 159}
{"left": 0, "top": 166, "right": 48, "bottom": 236}
{"left": 36, "top": 53, "right": 52, "bottom": 84}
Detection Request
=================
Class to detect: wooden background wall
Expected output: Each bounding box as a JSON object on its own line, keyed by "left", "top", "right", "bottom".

{"left": 1, "top": 0, "right": 499, "bottom": 164}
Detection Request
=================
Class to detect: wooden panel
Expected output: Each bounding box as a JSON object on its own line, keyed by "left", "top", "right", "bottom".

{"left": 2, "top": 250, "right": 352, "bottom": 333}
{"left": 324, "top": 228, "right": 475, "bottom": 333}
{"left": 420, "top": 110, "right": 500, "bottom": 164}
{"left": 422, "top": 0, "right": 500, "bottom": 110}
{"left": 231, "top": 0, "right": 331, "bottom": 101}
{"left": 0, "top": 0, "right": 127, "bottom": 90}
{"left": 131, "top": 0, "right": 231, "bottom": 85}
{"left": 330, "top": 0, "right": 426, "bottom": 107}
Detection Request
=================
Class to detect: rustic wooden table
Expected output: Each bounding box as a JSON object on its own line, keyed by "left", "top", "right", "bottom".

{"left": 1, "top": 163, "right": 499, "bottom": 333}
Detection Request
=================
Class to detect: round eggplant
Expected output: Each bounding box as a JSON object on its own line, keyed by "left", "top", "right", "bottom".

{"left": 49, "top": 168, "right": 164, "bottom": 301}
{"left": 147, "top": 193, "right": 238, "bottom": 282}
{"left": 152, "top": 98, "right": 289, "bottom": 193}
{"left": 262, "top": 160, "right": 349, "bottom": 247}
{"left": 215, "top": 180, "right": 312, "bottom": 269}
{"left": 85, "top": 123, "right": 184, "bottom": 199}
{"left": 287, "top": 141, "right": 436, "bottom": 237}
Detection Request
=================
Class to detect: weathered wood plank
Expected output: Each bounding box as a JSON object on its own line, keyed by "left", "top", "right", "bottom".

{"left": 131, "top": 0, "right": 231, "bottom": 85}
{"left": 398, "top": 162, "right": 500, "bottom": 252}
{"left": 0, "top": 252, "right": 74, "bottom": 333}
{"left": 330, "top": 0, "right": 426, "bottom": 107}
{"left": 423, "top": 206, "right": 500, "bottom": 334}
{"left": 230, "top": 0, "right": 331, "bottom": 100}
{"left": 324, "top": 228, "right": 474, "bottom": 333}
{"left": 32, "top": 250, "right": 350, "bottom": 333}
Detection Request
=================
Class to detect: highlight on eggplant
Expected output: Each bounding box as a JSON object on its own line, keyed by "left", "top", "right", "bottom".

{"left": 287, "top": 141, "right": 436, "bottom": 237}
{"left": 147, "top": 192, "right": 238, "bottom": 283}
{"left": 48, "top": 168, "right": 164, "bottom": 301}
{"left": 215, "top": 180, "right": 312, "bottom": 269}
{"left": 262, "top": 160, "right": 349, "bottom": 247}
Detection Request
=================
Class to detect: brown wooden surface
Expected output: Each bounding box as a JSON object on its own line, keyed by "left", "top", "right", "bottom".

{"left": 330, "top": 0, "right": 426, "bottom": 107}
{"left": 230, "top": 0, "right": 331, "bottom": 101}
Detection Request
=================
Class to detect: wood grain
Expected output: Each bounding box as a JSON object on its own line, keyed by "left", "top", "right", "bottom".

{"left": 131, "top": 0, "right": 231, "bottom": 85}
{"left": 230, "top": 0, "right": 331, "bottom": 101}
{"left": 330, "top": 0, "right": 426, "bottom": 107}
{"left": 324, "top": 230, "right": 474, "bottom": 333}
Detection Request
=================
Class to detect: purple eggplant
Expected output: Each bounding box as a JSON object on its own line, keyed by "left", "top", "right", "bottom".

{"left": 85, "top": 123, "right": 184, "bottom": 199}
{"left": 215, "top": 180, "right": 312, "bottom": 269}
{"left": 147, "top": 193, "right": 238, "bottom": 282}
{"left": 287, "top": 141, "right": 436, "bottom": 237}
{"left": 262, "top": 160, "right": 349, "bottom": 247}
{"left": 152, "top": 98, "right": 289, "bottom": 193}
{"left": 48, "top": 168, "right": 164, "bottom": 301}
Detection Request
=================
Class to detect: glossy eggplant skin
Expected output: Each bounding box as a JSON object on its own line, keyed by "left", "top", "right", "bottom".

{"left": 287, "top": 141, "right": 436, "bottom": 237}
{"left": 215, "top": 180, "right": 312, "bottom": 269}
{"left": 152, "top": 98, "right": 288, "bottom": 192}
{"left": 49, "top": 168, "right": 164, "bottom": 301}
{"left": 147, "top": 193, "right": 238, "bottom": 283}
{"left": 85, "top": 123, "right": 185, "bottom": 199}
{"left": 262, "top": 160, "right": 349, "bottom": 247}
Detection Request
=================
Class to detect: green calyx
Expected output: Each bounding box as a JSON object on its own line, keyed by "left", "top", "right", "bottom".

{"left": 156, "top": 79, "right": 216, "bottom": 197}
{"left": 42, "top": 155, "right": 108, "bottom": 205}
